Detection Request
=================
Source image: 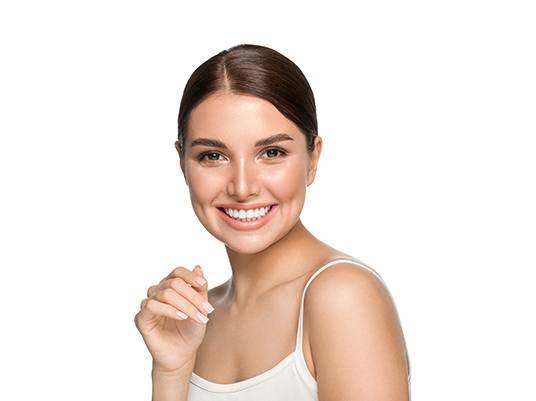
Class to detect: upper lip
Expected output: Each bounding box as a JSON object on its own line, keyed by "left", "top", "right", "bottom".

{"left": 216, "top": 202, "right": 276, "bottom": 210}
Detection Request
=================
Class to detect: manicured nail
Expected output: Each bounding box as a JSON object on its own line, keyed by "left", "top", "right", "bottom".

{"left": 196, "top": 312, "right": 209, "bottom": 324}
{"left": 202, "top": 301, "right": 215, "bottom": 314}
{"left": 176, "top": 311, "right": 188, "bottom": 319}
{"left": 195, "top": 277, "right": 207, "bottom": 286}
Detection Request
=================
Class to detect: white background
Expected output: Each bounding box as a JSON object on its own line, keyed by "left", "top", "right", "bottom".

{"left": 1, "top": 1, "right": 534, "bottom": 400}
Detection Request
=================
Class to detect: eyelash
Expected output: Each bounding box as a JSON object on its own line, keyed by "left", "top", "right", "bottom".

{"left": 197, "top": 147, "right": 288, "bottom": 162}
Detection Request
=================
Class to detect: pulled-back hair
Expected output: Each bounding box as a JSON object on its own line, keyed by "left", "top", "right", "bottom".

{"left": 177, "top": 44, "right": 318, "bottom": 155}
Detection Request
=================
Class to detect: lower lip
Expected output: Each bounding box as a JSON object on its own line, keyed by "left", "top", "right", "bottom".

{"left": 217, "top": 205, "right": 278, "bottom": 231}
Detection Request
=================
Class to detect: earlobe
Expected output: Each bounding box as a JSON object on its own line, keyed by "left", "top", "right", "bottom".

{"left": 307, "top": 167, "right": 317, "bottom": 186}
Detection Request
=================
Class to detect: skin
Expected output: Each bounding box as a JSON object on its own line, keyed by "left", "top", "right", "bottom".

{"left": 176, "top": 90, "right": 330, "bottom": 306}
{"left": 173, "top": 90, "right": 410, "bottom": 398}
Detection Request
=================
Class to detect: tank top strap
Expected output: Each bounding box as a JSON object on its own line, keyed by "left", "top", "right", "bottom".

{"left": 294, "top": 258, "right": 385, "bottom": 353}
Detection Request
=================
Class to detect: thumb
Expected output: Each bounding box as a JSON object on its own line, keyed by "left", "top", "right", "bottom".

{"left": 193, "top": 265, "right": 208, "bottom": 294}
{"left": 194, "top": 264, "right": 204, "bottom": 277}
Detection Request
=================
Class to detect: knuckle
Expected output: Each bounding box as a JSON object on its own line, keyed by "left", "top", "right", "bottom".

{"left": 170, "top": 278, "right": 187, "bottom": 291}
{"left": 140, "top": 298, "right": 147, "bottom": 309}
{"left": 172, "top": 266, "right": 187, "bottom": 275}
{"left": 161, "top": 287, "right": 175, "bottom": 299}
{"left": 145, "top": 298, "right": 156, "bottom": 310}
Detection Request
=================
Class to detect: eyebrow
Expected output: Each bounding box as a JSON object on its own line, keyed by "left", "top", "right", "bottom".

{"left": 189, "top": 133, "right": 294, "bottom": 149}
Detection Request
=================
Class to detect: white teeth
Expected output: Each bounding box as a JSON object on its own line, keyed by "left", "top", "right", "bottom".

{"left": 223, "top": 205, "right": 273, "bottom": 221}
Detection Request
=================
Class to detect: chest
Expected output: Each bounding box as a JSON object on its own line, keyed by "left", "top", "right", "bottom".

{"left": 192, "top": 283, "right": 316, "bottom": 384}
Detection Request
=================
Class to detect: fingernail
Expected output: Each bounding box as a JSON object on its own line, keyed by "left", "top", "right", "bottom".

{"left": 176, "top": 311, "right": 188, "bottom": 319}
{"left": 195, "top": 277, "right": 207, "bottom": 286}
{"left": 196, "top": 311, "right": 209, "bottom": 324}
{"left": 202, "top": 301, "right": 215, "bottom": 314}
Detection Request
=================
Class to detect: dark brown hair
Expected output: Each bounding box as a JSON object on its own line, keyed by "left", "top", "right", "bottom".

{"left": 177, "top": 44, "right": 318, "bottom": 155}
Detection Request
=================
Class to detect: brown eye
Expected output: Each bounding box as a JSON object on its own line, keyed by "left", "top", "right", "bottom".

{"left": 198, "top": 152, "right": 222, "bottom": 161}
{"left": 263, "top": 148, "right": 287, "bottom": 159}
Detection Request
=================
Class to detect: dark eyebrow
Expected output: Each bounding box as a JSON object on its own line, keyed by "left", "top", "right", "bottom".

{"left": 190, "top": 133, "right": 294, "bottom": 149}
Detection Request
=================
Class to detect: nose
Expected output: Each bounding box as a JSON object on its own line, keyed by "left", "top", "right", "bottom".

{"left": 226, "top": 157, "right": 260, "bottom": 200}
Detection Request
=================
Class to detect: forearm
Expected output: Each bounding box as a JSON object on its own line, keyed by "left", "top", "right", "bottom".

{"left": 152, "top": 360, "right": 195, "bottom": 401}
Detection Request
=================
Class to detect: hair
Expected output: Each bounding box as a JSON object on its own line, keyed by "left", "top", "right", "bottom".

{"left": 177, "top": 44, "right": 318, "bottom": 156}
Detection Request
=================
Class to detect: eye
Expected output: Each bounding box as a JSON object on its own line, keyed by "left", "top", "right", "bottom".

{"left": 262, "top": 147, "right": 287, "bottom": 159}
{"left": 196, "top": 148, "right": 287, "bottom": 163}
{"left": 197, "top": 151, "right": 223, "bottom": 162}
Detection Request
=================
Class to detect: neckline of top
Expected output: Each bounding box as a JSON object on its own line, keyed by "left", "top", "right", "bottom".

{"left": 189, "top": 258, "right": 373, "bottom": 392}
{"left": 190, "top": 350, "right": 297, "bottom": 392}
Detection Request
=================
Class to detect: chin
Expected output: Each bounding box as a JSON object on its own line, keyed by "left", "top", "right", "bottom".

{"left": 198, "top": 205, "right": 300, "bottom": 254}
{"left": 222, "top": 236, "right": 274, "bottom": 255}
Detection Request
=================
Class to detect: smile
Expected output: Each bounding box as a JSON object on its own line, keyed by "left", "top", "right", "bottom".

{"left": 222, "top": 205, "right": 273, "bottom": 221}
{"left": 216, "top": 204, "right": 278, "bottom": 231}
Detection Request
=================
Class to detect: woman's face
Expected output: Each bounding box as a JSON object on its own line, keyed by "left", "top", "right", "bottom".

{"left": 176, "top": 91, "right": 322, "bottom": 254}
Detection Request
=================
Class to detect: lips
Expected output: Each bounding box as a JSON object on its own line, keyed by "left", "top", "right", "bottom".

{"left": 216, "top": 204, "right": 276, "bottom": 213}
{"left": 216, "top": 202, "right": 277, "bottom": 211}
{"left": 217, "top": 204, "right": 278, "bottom": 231}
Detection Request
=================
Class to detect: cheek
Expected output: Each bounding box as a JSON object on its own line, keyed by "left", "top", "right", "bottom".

{"left": 186, "top": 159, "right": 307, "bottom": 201}
{"left": 187, "top": 167, "right": 226, "bottom": 200}
{"left": 264, "top": 161, "right": 307, "bottom": 199}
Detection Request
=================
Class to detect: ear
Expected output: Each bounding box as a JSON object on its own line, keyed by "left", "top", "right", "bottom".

{"left": 175, "top": 140, "right": 189, "bottom": 186}
{"left": 306, "top": 135, "right": 323, "bottom": 186}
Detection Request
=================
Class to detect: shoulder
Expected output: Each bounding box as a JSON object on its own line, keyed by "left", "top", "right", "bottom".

{"left": 304, "top": 261, "right": 410, "bottom": 399}
{"left": 304, "top": 262, "right": 394, "bottom": 333}
{"left": 304, "top": 260, "right": 389, "bottom": 310}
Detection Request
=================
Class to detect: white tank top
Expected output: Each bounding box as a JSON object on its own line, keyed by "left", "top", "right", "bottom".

{"left": 187, "top": 258, "right": 412, "bottom": 400}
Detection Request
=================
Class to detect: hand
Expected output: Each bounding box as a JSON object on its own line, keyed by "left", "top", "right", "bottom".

{"left": 134, "top": 265, "right": 214, "bottom": 373}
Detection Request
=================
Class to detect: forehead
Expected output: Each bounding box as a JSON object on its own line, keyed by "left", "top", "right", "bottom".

{"left": 187, "top": 92, "right": 302, "bottom": 144}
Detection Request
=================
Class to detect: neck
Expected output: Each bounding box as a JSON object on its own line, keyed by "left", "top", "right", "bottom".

{"left": 223, "top": 219, "right": 323, "bottom": 312}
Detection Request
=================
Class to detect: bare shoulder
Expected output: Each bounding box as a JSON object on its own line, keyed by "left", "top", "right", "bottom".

{"left": 304, "top": 261, "right": 410, "bottom": 399}
{"left": 304, "top": 261, "right": 392, "bottom": 319}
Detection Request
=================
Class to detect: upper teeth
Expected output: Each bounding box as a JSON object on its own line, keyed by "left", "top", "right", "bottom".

{"left": 224, "top": 205, "right": 272, "bottom": 220}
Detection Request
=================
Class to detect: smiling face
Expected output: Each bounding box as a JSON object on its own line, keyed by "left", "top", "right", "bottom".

{"left": 175, "top": 91, "right": 322, "bottom": 254}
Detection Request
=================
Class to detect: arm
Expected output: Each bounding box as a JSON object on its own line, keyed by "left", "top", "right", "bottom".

{"left": 305, "top": 264, "right": 411, "bottom": 401}
{"left": 152, "top": 359, "right": 195, "bottom": 401}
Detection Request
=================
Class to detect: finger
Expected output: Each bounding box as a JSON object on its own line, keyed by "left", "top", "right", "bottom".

{"left": 155, "top": 284, "right": 212, "bottom": 324}
{"left": 162, "top": 266, "right": 207, "bottom": 288}
{"left": 159, "top": 265, "right": 189, "bottom": 284}
{"left": 138, "top": 298, "right": 189, "bottom": 323}
{"left": 166, "top": 277, "right": 212, "bottom": 310}
{"left": 167, "top": 277, "right": 212, "bottom": 313}
{"left": 147, "top": 285, "right": 157, "bottom": 298}
{"left": 194, "top": 265, "right": 209, "bottom": 298}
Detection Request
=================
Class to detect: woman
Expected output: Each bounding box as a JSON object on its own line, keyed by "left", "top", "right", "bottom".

{"left": 135, "top": 43, "right": 411, "bottom": 401}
